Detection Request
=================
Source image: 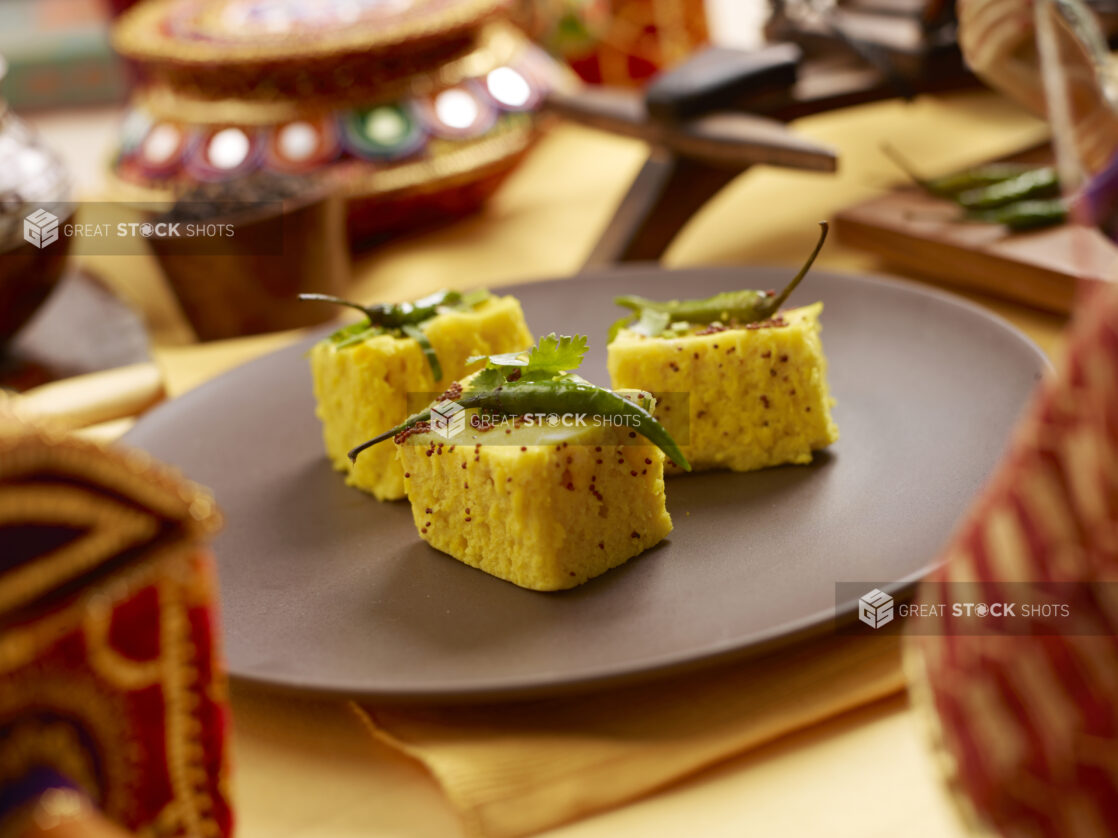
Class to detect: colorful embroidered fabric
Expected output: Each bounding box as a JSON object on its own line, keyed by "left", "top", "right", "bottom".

{"left": 0, "top": 419, "right": 231, "bottom": 836}
{"left": 906, "top": 280, "right": 1118, "bottom": 835}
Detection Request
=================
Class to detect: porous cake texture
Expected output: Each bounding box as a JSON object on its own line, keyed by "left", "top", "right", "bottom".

{"left": 309, "top": 296, "right": 532, "bottom": 500}
{"left": 608, "top": 303, "right": 838, "bottom": 472}
{"left": 397, "top": 422, "right": 673, "bottom": 590}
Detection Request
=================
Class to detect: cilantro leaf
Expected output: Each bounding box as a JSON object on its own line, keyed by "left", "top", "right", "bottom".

{"left": 470, "top": 367, "right": 507, "bottom": 390}
{"left": 467, "top": 351, "right": 529, "bottom": 367}
{"left": 463, "top": 334, "right": 588, "bottom": 391}
{"left": 467, "top": 334, "right": 588, "bottom": 376}
{"left": 525, "top": 333, "right": 588, "bottom": 374}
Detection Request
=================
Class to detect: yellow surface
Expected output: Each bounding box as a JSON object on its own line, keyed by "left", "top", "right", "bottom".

{"left": 608, "top": 303, "right": 838, "bottom": 472}
{"left": 398, "top": 424, "right": 671, "bottom": 590}
{"left": 41, "top": 86, "right": 1070, "bottom": 838}
{"left": 308, "top": 296, "right": 532, "bottom": 500}
{"left": 356, "top": 635, "right": 904, "bottom": 838}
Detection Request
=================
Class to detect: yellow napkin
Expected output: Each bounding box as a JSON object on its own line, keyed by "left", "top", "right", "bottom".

{"left": 354, "top": 635, "right": 903, "bottom": 838}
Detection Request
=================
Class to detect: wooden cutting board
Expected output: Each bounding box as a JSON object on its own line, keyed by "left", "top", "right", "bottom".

{"left": 834, "top": 153, "right": 1118, "bottom": 314}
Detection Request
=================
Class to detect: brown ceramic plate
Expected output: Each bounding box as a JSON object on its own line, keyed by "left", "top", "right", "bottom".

{"left": 123, "top": 266, "right": 1047, "bottom": 703}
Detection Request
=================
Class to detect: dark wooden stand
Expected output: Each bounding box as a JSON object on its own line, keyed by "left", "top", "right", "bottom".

{"left": 546, "top": 21, "right": 978, "bottom": 268}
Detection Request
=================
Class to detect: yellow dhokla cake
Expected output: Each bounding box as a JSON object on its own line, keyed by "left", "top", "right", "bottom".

{"left": 309, "top": 295, "right": 532, "bottom": 500}
{"left": 607, "top": 303, "right": 838, "bottom": 472}
{"left": 396, "top": 422, "right": 673, "bottom": 590}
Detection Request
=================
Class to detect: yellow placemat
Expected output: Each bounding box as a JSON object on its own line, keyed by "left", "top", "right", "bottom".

{"left": 354, "top": 635, "right": 902, "bottom": 838}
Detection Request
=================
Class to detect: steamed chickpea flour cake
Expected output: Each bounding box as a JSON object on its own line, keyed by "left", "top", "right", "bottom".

{"left": 608, "top": 223, "right": 838, "bottom": 472}
{"left": 351, "top": 335, "right": 688, "bottom": 590}
{"left": 305, "top": 289, "right": 532, "bottom": 501}
{"left": 307, "top": 225, "right": 837, "bottom": 590}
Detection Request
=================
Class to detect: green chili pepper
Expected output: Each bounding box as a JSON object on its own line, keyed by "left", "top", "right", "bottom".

{"left": 299, "top": 289, "right": 464, "bottom": 328}
{"left": 955, "top": 167, "right": 1060, "bottom": 210}
{"left": 881, "top": 144, "right": 1032, "bottom": 197}
{"left": 967, "top": 198, "right": 1067, "bottom": 231}
{"left": 612, "top": 221, "right": 827, "bottom": 337}
{"left": 300, "top": 289, "right": 490, "bottom": 379}
{"left": 882, "top": 145, "right": 1066, "bottom": 233}
{"left": 925, "top": 163, "right": 1035, "bottom": 196}
{"left": 348, "top": 380, "right": 691, "bottom": 471}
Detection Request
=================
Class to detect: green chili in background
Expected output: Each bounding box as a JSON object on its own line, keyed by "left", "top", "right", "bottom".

{"left": 882, "top": 144, "right": 1065, "bottom": 232}
{"left": 882, "top": 144, "right": 1032, "bottom": 197}
{"left": 967, "top": 198, "right": 1068, "bottom": 231}
{"left": 924, "top": 163, "right": 1035, "bottom": 196}
{"left": 954, "top": 167, "right": 1060, "bottom": 210}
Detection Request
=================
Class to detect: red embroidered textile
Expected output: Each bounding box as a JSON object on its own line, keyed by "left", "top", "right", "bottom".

{"left": 908, "top": 283, "right": 1118, "bottom": 835}
{"left": 0, "top": 421, "right": 232, "bottom": 836}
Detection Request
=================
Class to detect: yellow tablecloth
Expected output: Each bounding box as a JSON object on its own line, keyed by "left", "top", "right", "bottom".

{"left": 60, "top": 88, "right": 1066, "bottom": 837}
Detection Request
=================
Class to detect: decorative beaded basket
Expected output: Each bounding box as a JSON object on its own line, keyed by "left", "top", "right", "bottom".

{"left": 109, "top": 0, "right": 565, "bottom": 242}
